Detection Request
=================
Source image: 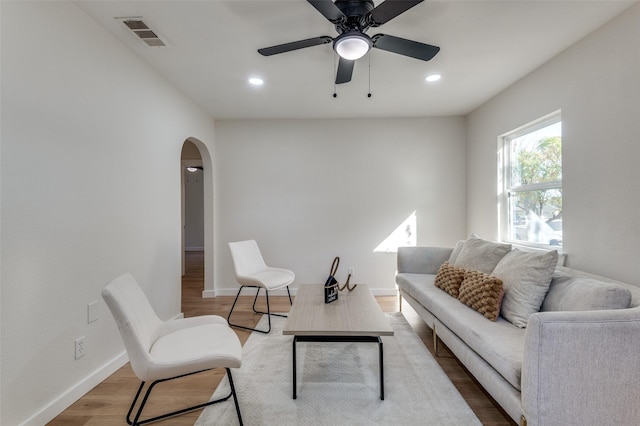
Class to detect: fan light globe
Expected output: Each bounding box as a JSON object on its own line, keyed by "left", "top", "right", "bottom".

{"left": 334, "top": 32, "right": 371, "bottom": 60}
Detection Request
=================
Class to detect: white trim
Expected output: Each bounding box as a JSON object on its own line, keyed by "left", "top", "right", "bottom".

{"left": 205, "top": 287, "right": 398, "bottom": 298}
{"left": 499, "top": 110, "right": 562, "bottom": 250}
{"left": 369, "top": 288, "right": 400, "bottom": 297}
{"left": 202, "top": 289, "right": 217, "bottom": 298}
{"left": 211, "top": 288, "right": 293, "bottom": 297}
{"left": 20, "top": 352, "right": 128, "bottom": 426}
{"left": 501, "top": 110, "right": 562, "bottom": 141}
{"left": 508, "top": 181, "right": 561, "bottom": 192}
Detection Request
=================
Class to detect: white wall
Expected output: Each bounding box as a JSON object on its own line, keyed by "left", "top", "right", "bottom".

{"left": 0, "top": 2, "right": 216, "bottom": 425}
{"left": 213, "top": 118, "right": 467, "bottom": 295}
{"left": 466, "top": 3, "right": 640, "bottom": 284}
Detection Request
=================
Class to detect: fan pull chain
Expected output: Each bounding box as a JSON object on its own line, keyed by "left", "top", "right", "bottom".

{"left": 333, "top": 54, "right": 338, "bottom": 98}
{"left": 367, "top": 53, "right": 372, "bottom": 98}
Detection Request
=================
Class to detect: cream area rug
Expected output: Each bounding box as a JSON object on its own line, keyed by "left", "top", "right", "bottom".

{"left": 196, "top": 312, "right": 481, "bottom": 425}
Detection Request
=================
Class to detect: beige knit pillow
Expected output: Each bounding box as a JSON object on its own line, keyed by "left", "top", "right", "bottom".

{"left": 458, "top": 269, "right": 505, "bottom": 321}
{"left": 434, "top": 262, "right": 466, "bottom": 298}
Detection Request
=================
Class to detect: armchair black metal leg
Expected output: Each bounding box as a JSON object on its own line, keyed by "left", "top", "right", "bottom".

{"left": 227, "top": 286, "right": 272, "bottom": 334}
{"left": 266, "top": 290, "right": 272, "bottom": 332}
{"left": 252, "top": 288, "right": 290, "bottom": 318}
{"left": 127, "top": 382, "right": 146, "bottom": 426}
{"left": 228, "top": 285, "right": 293, "bottom": 334}
{"left": 227, "top": 368, "right": 243, "bottom": 425}
{"left": 126, "top": 369, "right": 241, "bottom": 426}
{"left": 250, "top": 287, "right": 262, "bottom": 314}
{"left": 227, "top": 286, "right": 248, "bottom": 329}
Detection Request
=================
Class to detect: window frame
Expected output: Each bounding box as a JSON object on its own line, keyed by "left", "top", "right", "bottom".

{"left": 499, "top": 111, "right": 562, "bottom": 251}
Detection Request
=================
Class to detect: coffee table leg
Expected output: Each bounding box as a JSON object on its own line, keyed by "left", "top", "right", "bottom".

{"left": 292, "top": 336, "right": 297, "bottom": 399}
{"left": 379, "top": 337, "right": 384, "bottom": 400}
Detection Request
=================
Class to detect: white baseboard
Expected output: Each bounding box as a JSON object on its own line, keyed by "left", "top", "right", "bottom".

{"left": 202, "top": 289, "right": 217, "bottom": 298}
{"left": 205, "top": 287, "right": 398, "bottom": 298}
{"left": 209, "top": 288, "right": 294, "bottom": 297}
{"left": 369, "top": 288, "right": 400, "bottom": 297}
{"left": 21, "top": 352, "right": 128, "bottom": 426}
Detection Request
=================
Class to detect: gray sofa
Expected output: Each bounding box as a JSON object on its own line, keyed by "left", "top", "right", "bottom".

{"left": 396, "top": 243, "right": 640, "bottom": 426}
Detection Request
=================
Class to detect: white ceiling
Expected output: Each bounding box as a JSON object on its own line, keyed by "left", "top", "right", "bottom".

{"left": 76, "top": 0, "right": 636, "bottom": 120}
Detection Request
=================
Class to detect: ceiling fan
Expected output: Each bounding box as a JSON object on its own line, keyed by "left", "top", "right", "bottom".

{"left": 258, "top": 0, "right": 440, "bottom": 84}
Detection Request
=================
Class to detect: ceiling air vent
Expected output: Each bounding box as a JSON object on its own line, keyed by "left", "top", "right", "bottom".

{"left": 116, "top": 17, "right": 167, "bottom": 47}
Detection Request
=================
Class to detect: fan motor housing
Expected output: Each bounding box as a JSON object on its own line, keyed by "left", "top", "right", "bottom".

{"left": 335, "top": 0, "right": 375, "bottom": 33}
{"left": 335, "top": 0, "right": 374, "bottom": 17}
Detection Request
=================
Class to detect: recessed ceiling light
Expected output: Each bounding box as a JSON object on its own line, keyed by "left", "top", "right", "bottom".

{"left": 425, "top": 74, "right": 442, "bottom": 83}
{"left": 249, "top": 77, "right": 264, "bottom": 86}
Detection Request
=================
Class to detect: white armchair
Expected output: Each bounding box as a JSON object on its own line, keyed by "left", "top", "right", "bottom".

{"left": 227, "top": 240, "right": 295, "bottom": 333}
{"left": 102, "top": 272, "right": 243, "bottom": 425}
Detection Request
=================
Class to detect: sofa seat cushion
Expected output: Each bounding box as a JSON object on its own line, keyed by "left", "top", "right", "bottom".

{"left": 439, "top": 304, "right": 525, "bottom": 391}
{"left": 397, "top": 273, "right": 473, "bottom": 325}
{"left": 397, "top": 273, "right": 525, "bottom": 390}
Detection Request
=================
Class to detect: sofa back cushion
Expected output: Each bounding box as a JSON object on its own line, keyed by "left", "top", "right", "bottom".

{"left": 541, "top": 275, "right": 632, "bottom": 312}
{"left": 493, "top": 249, "right": 557, "bottom": 328}
{"left": 447, "top": 240, "right": 466, "bottom": 264}
{"left": 453, "top": 236, "right": 512, "bottom": 274}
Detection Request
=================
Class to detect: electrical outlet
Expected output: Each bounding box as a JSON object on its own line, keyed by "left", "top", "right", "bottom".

{"left": 348, "top": 267, "right": 354, "bottom": 275}
{"left": 75, "top": 337, "right": 86, "bottom": 359}
{"left": 88, "top": 301, "right": 99, "bottom": 323}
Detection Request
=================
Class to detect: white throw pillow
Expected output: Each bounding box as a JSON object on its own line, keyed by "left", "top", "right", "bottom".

{"left": 448, "top": 240, "right": 466, "bottom": 265}
{"left": 493, "top": 249, "right": 558, "bottom": 328}
{"left": 453, "top": 236, "right": 512, "bottom": 274}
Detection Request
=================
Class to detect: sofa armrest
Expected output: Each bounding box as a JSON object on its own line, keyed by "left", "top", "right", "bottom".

{"left": 397, "top": 246, "right": 453, "bottom": 274}
{"left": 522, "top": 308, "right": 640, "bottom": 426}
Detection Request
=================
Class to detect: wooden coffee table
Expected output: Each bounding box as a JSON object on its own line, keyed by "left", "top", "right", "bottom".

{"left": 283, "top": 284, "right": 394, "bottom": 400}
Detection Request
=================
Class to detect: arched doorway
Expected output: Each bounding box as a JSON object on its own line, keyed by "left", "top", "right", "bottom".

{"left": 182, "top": 141, "right": 203, "bottom": 265}
{"left": 181, "top": 138, "right": 215, "bottom": 296}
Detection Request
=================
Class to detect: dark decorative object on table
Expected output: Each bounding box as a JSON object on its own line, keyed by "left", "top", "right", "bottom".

{"left": 324, "top": 257, "right": 340, "bottom": 303}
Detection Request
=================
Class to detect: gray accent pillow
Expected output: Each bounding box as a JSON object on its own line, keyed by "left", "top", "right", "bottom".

{"left": 541, "top": 275, "right": 632, "bottom": 312}
{"left": 493, "top": 249, "right": 558, "bottom": 328}
{"left": 453, "top": 236, "right": 512, "bottom": 274}
{"left": 448, "top": 240, "right": 466, "bottom": 265}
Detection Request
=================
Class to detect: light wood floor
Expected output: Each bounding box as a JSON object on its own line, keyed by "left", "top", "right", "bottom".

{"left": 49, "top": 251, "right": 515, "bottom": 425}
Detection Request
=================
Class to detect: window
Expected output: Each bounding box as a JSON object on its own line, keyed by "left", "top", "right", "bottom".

{"left": 501, "top": 112, "right": 562, "bottom": 248}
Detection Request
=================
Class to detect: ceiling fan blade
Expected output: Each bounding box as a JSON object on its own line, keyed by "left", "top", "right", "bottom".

{"left": 369, "top": 0, "right": 424, "bottom": 26}
{"left": 335, "top": 57, "right": 355, "bottom": 84}
{"left": 258, "top": 36, "right": 333, "bottom": 56}
{"left": 307, "top": 0, "right": 346, "bottom": 23}
{"left": 372, "top": 34, "right": 439, "bottom": 61}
